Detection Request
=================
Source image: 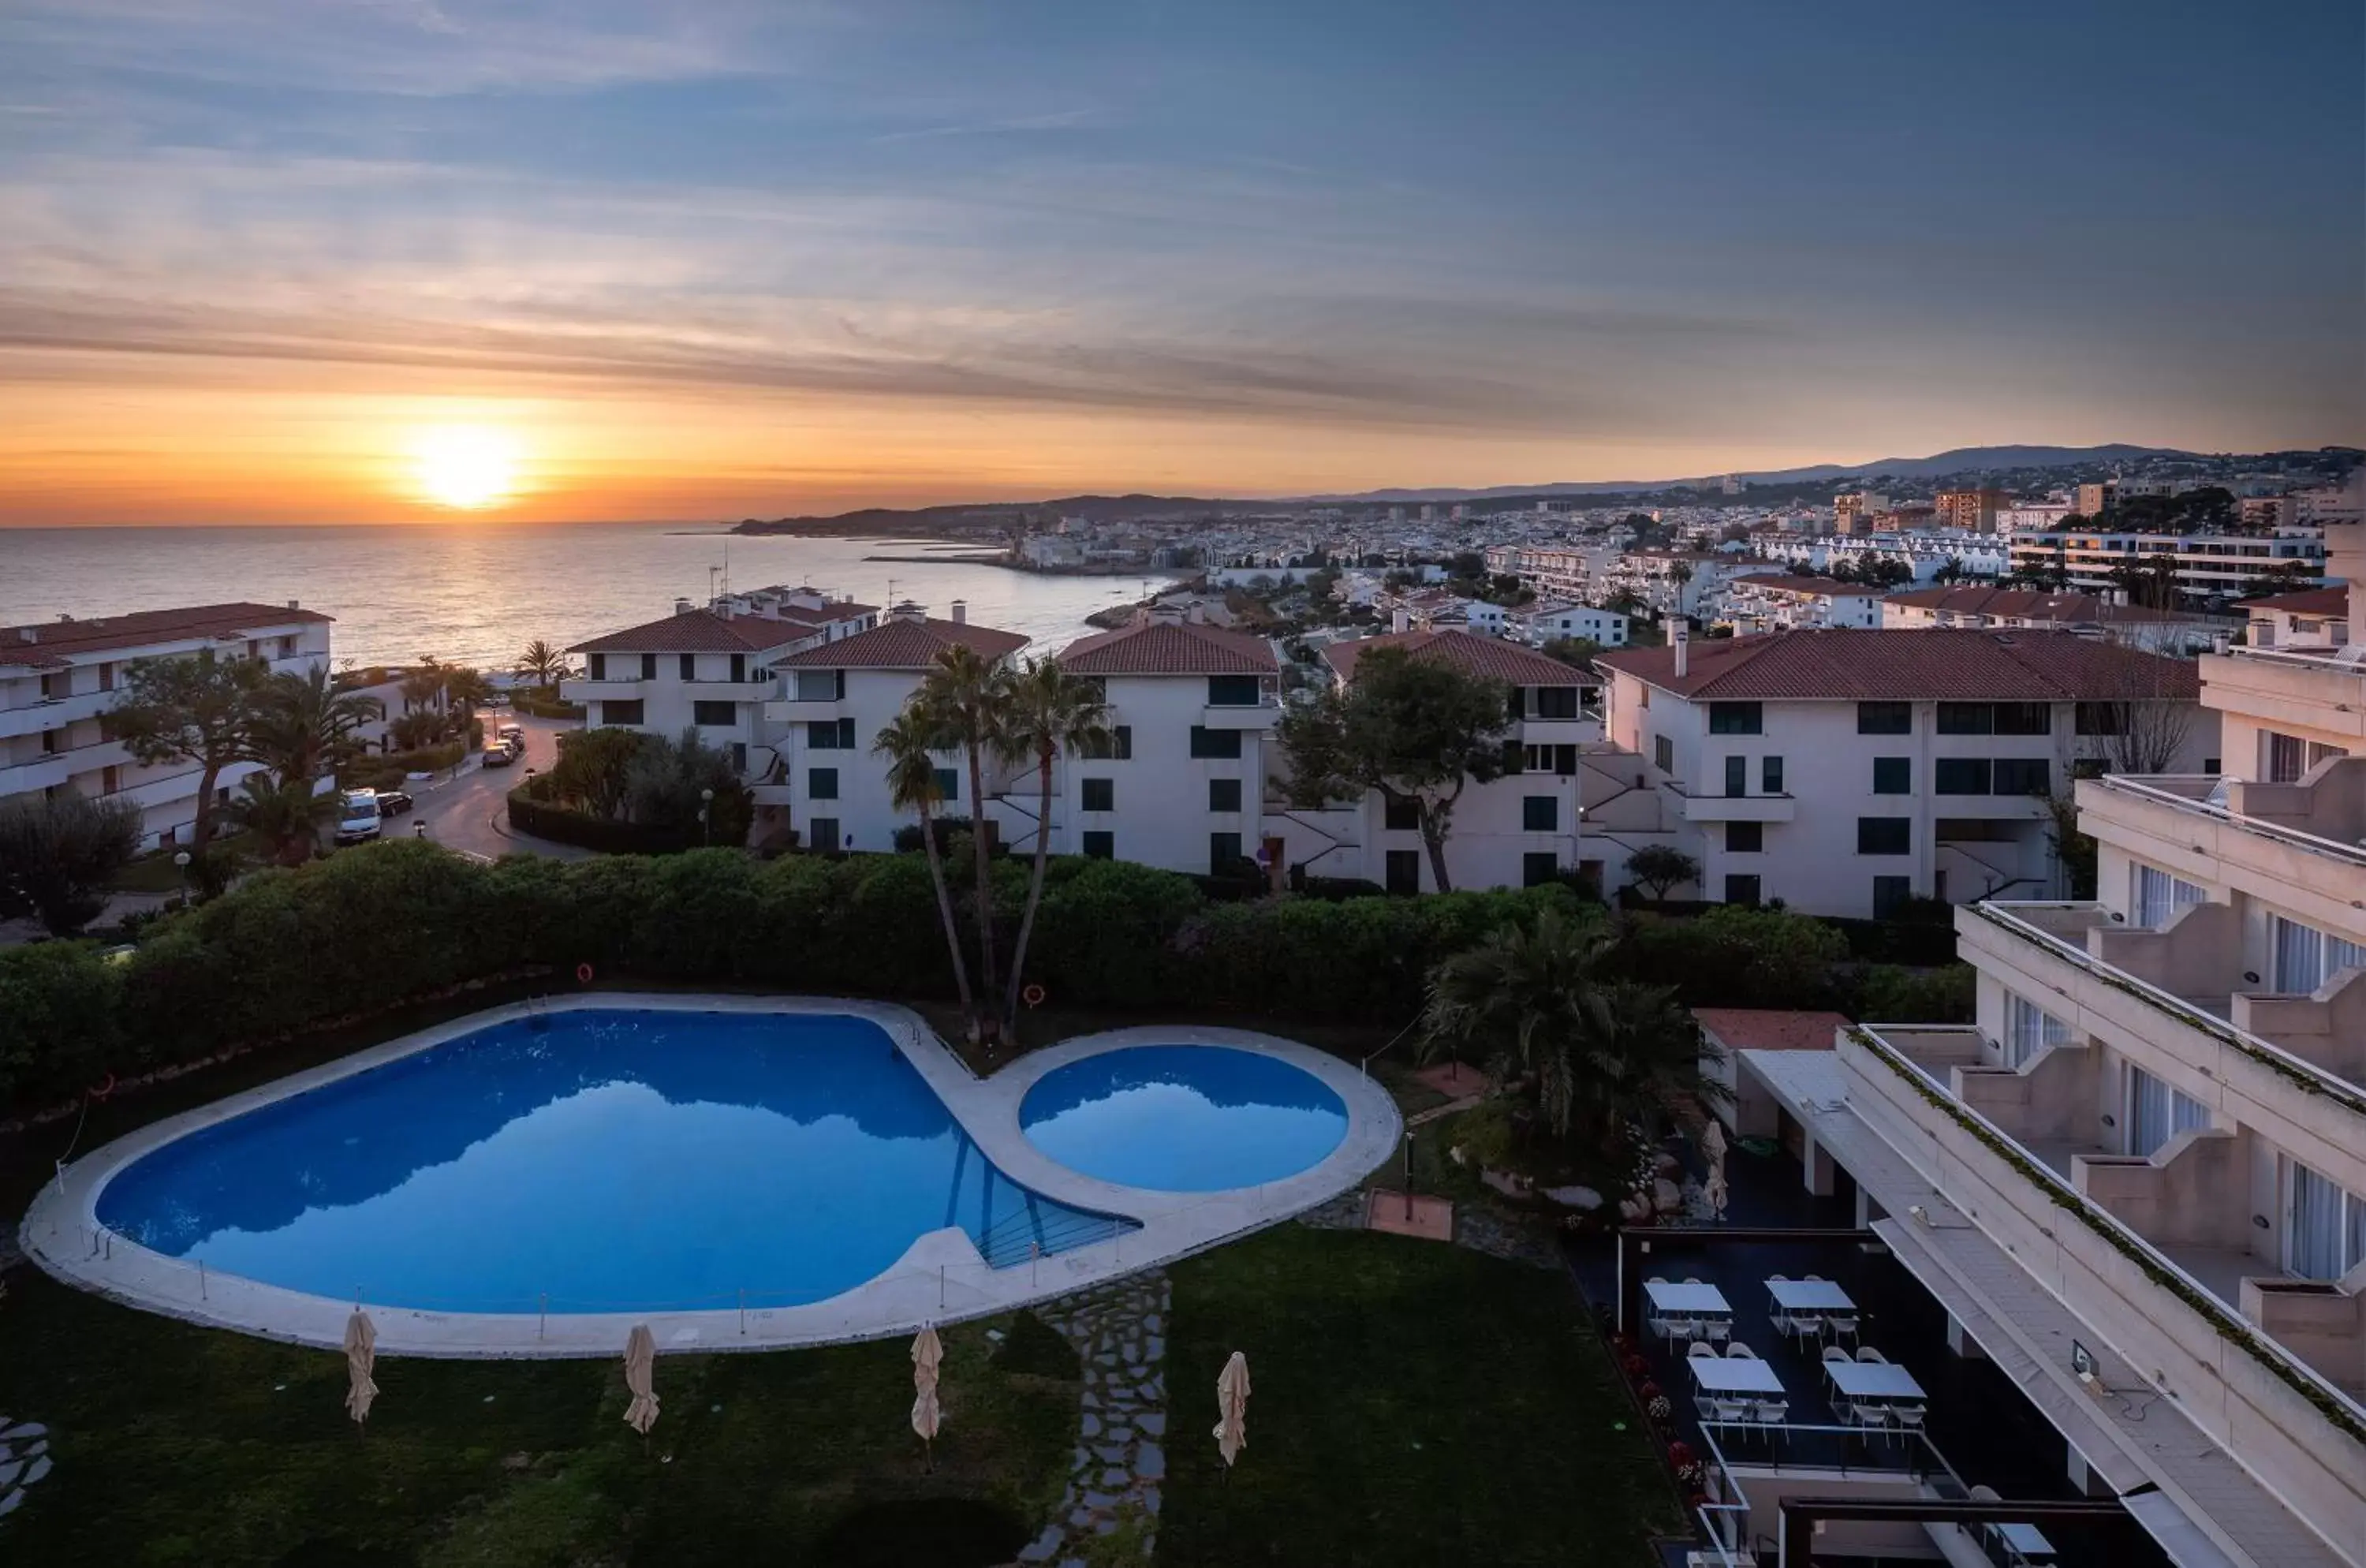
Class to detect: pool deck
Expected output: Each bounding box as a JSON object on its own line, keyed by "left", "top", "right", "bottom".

{"left": 17, "top": 994, "right": 1403, "bottom": 1358}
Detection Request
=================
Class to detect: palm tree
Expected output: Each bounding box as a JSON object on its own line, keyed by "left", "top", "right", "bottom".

{"left": 875, "top": 707, "right": 975, "bottom": 1027}
{"left": 1416, "top": 909, "right": 1726, "bottom": 1140}
{"left": 251, "top": 666, "right": 383, "bottom": 785}
{"left": 995, "top": 658, "right": 1110, "bottom": 1031}
{"left": 438, "top": 666, "right": 494, "bottom": 740}
{"left": 915, "top": 644, "right": 1015, "bottom": 1041}
{"left": 227, "top": 773, "right": 337, "bottom": 866}
{"left": 517, "top": 639, "right": 568, "bottom": 693}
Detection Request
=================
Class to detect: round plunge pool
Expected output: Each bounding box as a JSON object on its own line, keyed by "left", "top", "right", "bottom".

{"left": 1017, "top": 1046, "right": 1349, "bottom": 1193}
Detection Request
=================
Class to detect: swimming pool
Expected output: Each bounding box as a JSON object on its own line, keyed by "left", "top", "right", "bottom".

{"left": 1019, "top": 1045, "right": 1351, "bottom": 1192}
{"left": 94, "top": 1009, "right": 1129, "bottom": 1316}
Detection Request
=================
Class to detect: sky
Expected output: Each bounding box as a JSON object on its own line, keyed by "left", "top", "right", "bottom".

{"left": 1, "top": 0, "right": 2360, "bottom": 525}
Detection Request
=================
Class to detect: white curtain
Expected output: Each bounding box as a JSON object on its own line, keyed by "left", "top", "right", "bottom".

{"left": 2126, "top": 1067, "right": 2209, "bottom": 1157}
{"left": 2286, "top": 1162, "right": 2358, "bottom": 1281}
{"left": 2273, "top": 916, "right": 2366, "bottom": 995}
{"left": 2005, "top": 995, "right": 2072, "bottom": 1068}
{"left": 2133, "top": 864, "right": 2205, "bottom": 928}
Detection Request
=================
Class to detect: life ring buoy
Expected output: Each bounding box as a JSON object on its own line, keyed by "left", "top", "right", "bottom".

{"left": 576, "top": 962, "right": 595, "bottom": 984}
{"left": 88, "top": 1073, "right": 116, "bottom": 1101}
{"left": 1021, "top": 984, "right": 1047, "bottom": 1009}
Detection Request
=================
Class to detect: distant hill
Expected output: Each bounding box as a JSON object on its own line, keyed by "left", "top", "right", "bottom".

{"left": 1304, "top": 445, "right": 2192, "bottom": 502}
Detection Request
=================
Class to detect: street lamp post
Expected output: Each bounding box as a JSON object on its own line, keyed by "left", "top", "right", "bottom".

{"left": 700, "top": 786, "right": 715, "bottom": 847}
{"left": 173, "top": 849, "right": 191, "bottom": 907}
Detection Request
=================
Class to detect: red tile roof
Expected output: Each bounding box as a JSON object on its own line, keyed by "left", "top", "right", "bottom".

{"left": 568, "top": 610, "right": 823, "bottom": 655}
{"left": 778, "top": 616, "right": 1028, "bottom": 670}
{"left": 1880, "top": 585, "right": 2196, "bottom": 625}
{"left": 1692, "top": 1009, "right": 1852, "bottom": 1051}
{"left": 1323, "top": 629, "right": 1597, "bottom": 687}
{"left": 1056, "top": 621, "right": 1278, "bottom": 676}
{"left": 1595, "top": 629, "right": 2200, "bottom": 701}
{"left": 0, "top": 602, "right": 332, "bottom": 670}
{"left": 2242, "top": 585, "right": 2347, "bottom": 616}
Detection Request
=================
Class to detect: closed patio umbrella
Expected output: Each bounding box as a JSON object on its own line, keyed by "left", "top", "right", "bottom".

{"left": 1701, "top": 1119, "right": 1727, "bottom": 1172}
{"left": 911, "top": 1325, "right": 943, "bottom": 1467}
{"left": 1213, "top": 1351, "right": 1251, "bottom": 1469}
{"left": 342, "top": 1309, "right": 379, "bottom": 1428}
{"left": 623, "top": 1324, "right": 659, "bottom": 1437}
{"left": 1704, "top": 1168, "right": 1730, "bottom": 1219}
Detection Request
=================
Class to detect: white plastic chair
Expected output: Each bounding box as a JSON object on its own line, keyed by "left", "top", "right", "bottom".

{"left": 1725, "top": 1342, "right": 1760, "bottom": 1360}
{"left": 1702, "top": 1317, "right": 1733, "bottom": 1346}
{"left": 1823, "top": 1312, "right": 1860, "bottom": 1346}
{"left": 1752, "top": 1398, "right": 1788, "bottom": 1429}
{"left": 1820, "top": 1345, "right": 1850, "bottom": 1365}
{"left": 1890, "top": 1404, "right": 1927, "bottom": 1436}
{"left": 1688, "top": 1340, "right": 1719, "bottom": 1360}
{"left": 1856, "top": 1346, "right": 1889, "bottom": 1364}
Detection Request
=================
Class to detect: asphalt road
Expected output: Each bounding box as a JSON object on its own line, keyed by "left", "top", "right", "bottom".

{"left": 405, "top": 710, "right": 594, "bottom": 862}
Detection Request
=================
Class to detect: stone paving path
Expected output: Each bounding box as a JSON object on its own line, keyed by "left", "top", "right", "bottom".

{"left": 0, "top": 1417, "right": 53, "bottom": 1521}
{"left": 1016, "top": 1271, "right": 1170, "bottom": 1566}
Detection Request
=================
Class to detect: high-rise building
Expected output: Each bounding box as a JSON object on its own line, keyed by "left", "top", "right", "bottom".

{"left": 2075, "top": 481, "right": 2111, "bottom": 517}
{"left": 1933, "top": 487, "right": 2010, "bottom": 533}
{"left": 1834, "top": 491, "right": 1890, "bottom": 536}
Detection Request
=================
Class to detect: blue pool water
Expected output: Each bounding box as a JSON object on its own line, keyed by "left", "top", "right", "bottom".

{"left": 1019, "top": 1046, "right": 1349, "bottom": 1192}
{"left": 96, "top": 1010, "right": 1129, "bottom": 1315}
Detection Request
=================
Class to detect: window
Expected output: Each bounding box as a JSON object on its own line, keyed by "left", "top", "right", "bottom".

{"left": 692, "top": 700, "right": 737, "bottom": 726}
{"left": 2004, "top": 995, "right": 2073, "bottom": 1067}
{"left": 2126, "top": 1066, "right": 2210, "bottom": 1156}
{"left": 1872, "top": 875, "right": 1913, "bottom": 917}
{"left": 2271, "top": 915, "right": 2366, "bottom": 993}
{"left": 1523, "top": 852, "right": 1558, "bottom": 887}
{"left": 2073, "top": 702, "right": 2122, "bottom": 737}
{"left": 794, "top": 670, "right": 843, "bottom": 701}
{"left": 935, "top": 767, "right": 961, "bottom": 802}
{"left": 809, "top": 816, "right": 842, "bottom": 853}
{"left": 601, "top": 699, "right": 645, "bottom": 726}
{"left": 1857, "top": 816, "right": 1910, "bottom": 855}
{"left": 808, "top": 767, "right": 838, "bottom": 801}
{"left": 1653, "top": 734, "right": 1674, "bottom": 773}
{"left": 1081, "top": 777, "right": 1114, "bottom": 812}
{"left": 807, "top": 717, "right": 856, "bottom": 749}
{"left": 1207, "top": 674, "right": 1261, "bottom": 707}
{"left": 1384, "top": 849, "right": 1421, "bottom": 894}
{"left": 640, "top": 653, "right": 658, "bottom": 680}
{"left": 1724, "top": 874, "right": 1762, "bottom": 906}
{"left": 588, "top": 653, "right": 606, "bottom": 681}
{"left": 1708, "top": 701, "right": 1763, "bottom": 735}
{"left": 1209, "top": 831, "right": 1244, "bottom": 873}
{"left": 1762, "top": 756, "right": 1783, "bottom": 794}
{"left": 1723, "top": 756, "right": 1747, "bottom": 797}
{"left": 1081, "top": 831, "right": 1114, "bottom": 860}
{"left": 1992, "top": 758, "right": 2049, "bottom": 796}
{"left": 1383, "top": 797, "right": 1420, "bottom": 831}
{"left": 1872, "top": 756, "right": 1911, "bottom": 794}
{"left": 1208, "top": 778, "right": 1242, "bottom": 812}
{"left": 731, "top": 742, "right": 747, "bottom": 773}
{"left": 1531, "top": 685, "right": 1580, "bottom": 719}
{"left": 1726, "top": 821, "right": 1763, "bottom": 853}
{"left": 98, "top": 663, "right": 114, "bottom": 692}
{"left": 1994, "top": 702, "right": 2051, "bottom": 736}
{"left": 2285, "top": 1161, "right": 2366, "bottom": 1281}
{"left": 1858, "top": 701, "right": 1912, "bottom": 735}
{"left": 1189, "top": 726, "right": 1242, "bottom": 759}
{"left": 2266, "top": 731, "right": 2308, "bottom": 783}
{"left": 101, "top": 764, "right": 120, "bottom": 794}
{"left": 2134, "top": 864, "right": 2206, "bottom": 928}
{"left": 1936, "top": 702, "right": 1992, "bottom": 735}
{"left": 680, "top": 653, "right": 696, "bottom": 681}
{"left": 730, "top": 654, "right": 746, "bottom": 683}
{"left": 1935, "top": 758, "right": 1992, "bottom": 795}
{"left": 1079, "top": 725, "right": 1132, "bottom": 760}
{"left": 1522, "top": 795, "right": 1558, "bottom": 831}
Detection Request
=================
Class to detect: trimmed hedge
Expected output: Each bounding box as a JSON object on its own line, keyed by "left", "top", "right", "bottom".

{"left": 506, "top": 786, "right": 699, "bottom": 854}
{"left": 0, "top": 842, "right": 1943, "bottom": 1118}
{"left": 339, "top": 741, "right": 465, "bottom": 792}
{"left": 509, "top": 693, "right": 584, "bottom": 720}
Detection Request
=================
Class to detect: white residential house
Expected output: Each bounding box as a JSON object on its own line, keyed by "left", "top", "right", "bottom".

{"left": 2243, "top": 584, "right": 2349, "bottom": 651}
{"left": 1730, "top": 511, "right": 2366, "bottom": 1568}
{"left": 760, "top": 606, "right": 1032, "bottom": 853}
{"left": 1716, "top": 575, "right": 1883, "bottom": 633}
{"left": 0, "top": 601, "right": 335, "bottom": 849}
{"left": 1267, "top": 630, "right": 1603, "bottom": 894}
{"left": 1880, "top": 585, "right": 2233, "bottom": 655}
{"left": 1594, "top": 628, "right": 2218, "bottom": 917}
{"left": 1042, "top": 613, "right": 1285, "bottom": 876}
{"left": 1515, "top": 601, "right": 1631, "bottom": 647}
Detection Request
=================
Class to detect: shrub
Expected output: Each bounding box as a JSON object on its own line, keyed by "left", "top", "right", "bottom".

{"left": 1853, "top": 961, "right": 1976, "bottom": 1023}
{"left": 339, "top": 741, "right": 464, "bottom": 792}
{"left": 509, "top": 693, "right": 584, "bottom": 720}
{"left": 1617, "top": 905, "right": 1851, "bottom": 1010}
{"left": 0, "top": 941, "right": 125, "bottom": 1108}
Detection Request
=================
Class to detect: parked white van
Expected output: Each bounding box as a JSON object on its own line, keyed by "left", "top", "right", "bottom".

{"left": 335, "top": 789, "right": 383, "bottom": 845}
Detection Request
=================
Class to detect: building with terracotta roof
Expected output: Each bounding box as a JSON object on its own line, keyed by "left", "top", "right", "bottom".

{"left": 0, "top": 601, "right": 335, "bottom": 849}
{"left": 1593, "top": 628, "right": 2216, "bottom": 918}
{"left": 2242, "top": 584, "right": 2349, "bottom": 652}
{"left": 1718, "top": 574, "right": 1883, "bottom": 634}
{"left": 757, "top": 601, "right": 1031, "bottom": 853}
{"left": 1881, "top": 584, "right": 2230, "bottom": 653}
{"left": 1745, "top": 506, "right": 2366, "bottom": 1568}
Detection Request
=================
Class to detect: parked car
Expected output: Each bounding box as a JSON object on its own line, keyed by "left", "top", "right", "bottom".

{"left": 497, "top": 722, "right": 524, "bottom": 748}
{"left": 375, "top": 789, "right": 415, "bottom": 818}
{"left": 481, "top": 741, "right": 517, "bottom": 768}
{"left": 334, "top": 790, "right": 383, "bottom": 844}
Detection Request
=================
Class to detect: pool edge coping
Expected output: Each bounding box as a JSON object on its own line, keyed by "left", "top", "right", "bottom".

{"left": 18, "top": 994, "right": 1404, "bottom": 1358}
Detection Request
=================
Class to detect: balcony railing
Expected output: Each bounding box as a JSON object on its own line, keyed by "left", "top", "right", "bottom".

{"left": 2088, "top": 771, "right": 2366, "bottom": 870}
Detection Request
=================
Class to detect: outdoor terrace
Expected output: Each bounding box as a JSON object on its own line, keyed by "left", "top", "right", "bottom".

{"left": 2077, "top": 761, "right": 2366, "bottom": 932}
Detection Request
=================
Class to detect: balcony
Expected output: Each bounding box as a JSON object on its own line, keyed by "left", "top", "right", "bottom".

{"left": 1844, "top": 1025, "right": 2366, "bottom": 1516}
{"left": 2201, "top": 647, "right": 2366, "bottom": 745}
{"left": 558, "top": 677, "right": 639, "bottom": 704}
{"left": 1958, "top": 901, "right": 2366, "bottom": 1195}
{"left": 1662, "top": 782, "right": 1796, "bottom": 823}
{"left": 0, "top": 737, "right": 134, "bottom": 798}
{"left": 763, "top": 694, "right": 848, "bottom": 722}
{"left": 1199, "top": 695, "right": 1282, "bottom": 730}
{"left": 2077, "top": 765, "right": 2366, "bottom": 935}
{"left": 0, "top": 687, "right": 116, "bottom": 737}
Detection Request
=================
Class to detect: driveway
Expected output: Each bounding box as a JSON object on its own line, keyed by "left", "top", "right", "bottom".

{"left": 405, "top": 711, "right": 594, "bottom": 862}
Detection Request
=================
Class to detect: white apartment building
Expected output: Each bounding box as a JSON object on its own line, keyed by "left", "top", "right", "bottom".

{"left": 762, "top": 606, "right": 1031, "bottom": 853}
{"left": 1756, "top": 531, "right": 2013, "bottom": 583}
{"left": 1730, "top": 514, "right": 2366, "bottom": 1568}
{"left": 0, "top": 601, "right": 334, "bottom": 849}
{"left": 2009, "top": 527, "right": 2327, "bottom": 603}
{"left": 1882, "top": 585, "right": 2232, "bottom": 654}
{"left": 2246, "top": 585, "right": 2349, "bottom": 651}
{"left": 1599, "top": 550, "right": 1776, "bottom": 619}
{"left": 1595, "top": 628, "right": 2217, "bottom": 917}
{"left": 1267, "top": 630, "right": 1602, "bottom": 894}
{"left": 561, "top": 590, "right": 879, "bottom": 783}
{"left": 1515, "top": 601, "right": 1631, "bottom": 647}
{"left": 1718, "top": 575, "right": 1883, "bottom": 634}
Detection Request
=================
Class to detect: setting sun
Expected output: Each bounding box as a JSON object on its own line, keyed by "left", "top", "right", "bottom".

{"left": 412, "top": 425, "right": 521, "bottom": 510}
